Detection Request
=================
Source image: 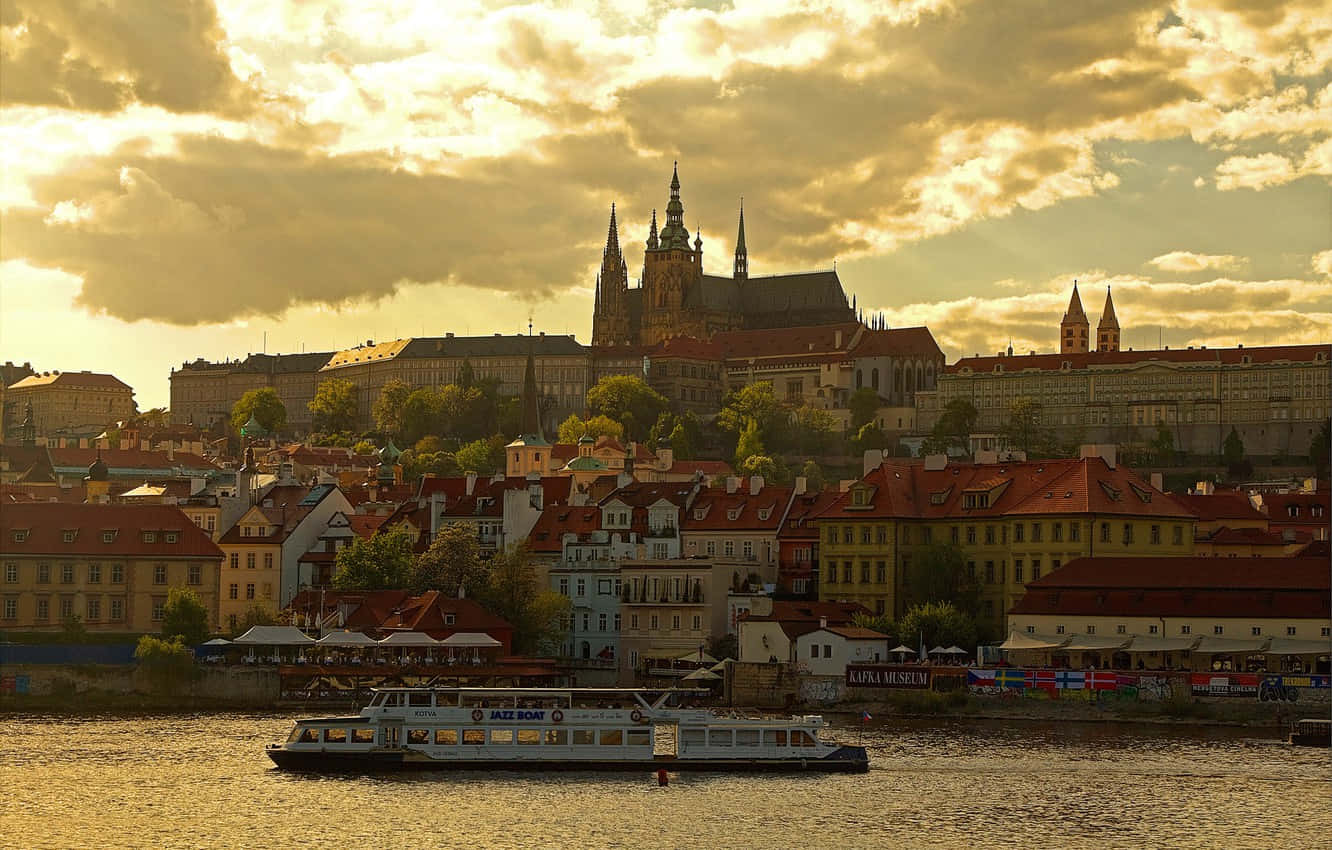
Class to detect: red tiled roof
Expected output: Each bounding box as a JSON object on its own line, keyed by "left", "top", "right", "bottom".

{"left": 779, "top": 489, "right": 844, "bottom": 540}
{"left": 1173, "top": 491, "right": 1266, "bottom": 523}
{"left": 1202, "top": 526, "right": 1308, "bottom": 546}
{"left": 949, "top": 343, "right": 1328, "bottom": 374}
{"left": 714, "top": 322, "right": 862, "bottom": 361}
{"left": 0, "top": 503, "right": 223, "bottom": 558}
{"left": 9, "top": 371, "right": 131, "bottom": 390}
{"left": 849, "top": 326, "right": 942, "bottom": 359}
{"left": 1011, "top": 587, "right": 1328, "bottom": 619}
{"left": 668, "top": 459, "right": 733, "bottom": 476}
{"left": 742, "top": 600, "right": 870, "bottom": 624}
{"left": 526, "top": 504, "right": 604, "bottom": 553}
{"left": 347, "top": 514, "right": 389, "bottom": 538}
{"left": 650, "top": 337, "right": 724, "bottom": 360}
{"left": 48, "top": 447, "right": 218, "bottom": 471}
{"left": 1, "top": 484, "right": 86, "bottom": 504}
{"left": 1261, "top": 492, "right": 1330, "bottom": 525}
{"left": 216, "top": 504, "right": 315, "bottom": 544}
{"left": 683, "top": 485, "right": 791, "bottom": 532}
{"left": 820, "top": 626, "right": 891, "bottom": 640}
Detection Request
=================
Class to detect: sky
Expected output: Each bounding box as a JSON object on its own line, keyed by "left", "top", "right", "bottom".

{"left": 1, "top": 0, "right": 1330, "bottom": 410}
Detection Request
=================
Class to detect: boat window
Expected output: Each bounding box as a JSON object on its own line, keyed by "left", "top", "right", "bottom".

{"left": 369, "top": 693, "right": 386, "bottom": 706}
{"left": 435, "top": 729, "right": 458, "bottom": 745}
{"left": 573, "top": 730, "right": 596, "bottom": 746}
{"left": 490, "top": 729, "right": 513, "bottom": 745}
{"left": 791, "top": 731, "right": 816, "bottom": 747}
{"left": 626, "top": 730, "right": 650, "bottom": 747}
{"left": 291, "top": 727, "right": 318, "bottom": 743}
{"left": 681, "top": 729, "right": 707, "bottom": 748}
{"left": 708, "top": 730, "right": 733, "bottom": 747}
{"left": 407, "top": 729, "right": 430, "bottom": 744}
{"left": 408, "top": 693, "right": 432, "bottom": 707}
{"left": 324, "top": 728, "right": 348, "bottom": 744}
{"left": 434, "top": 690, "right": 458, "bottom": 707}
{"left": 544, "top": 729, "right": 568, "bottom": 746}
{"left": 516, "top": 729, "right": 541, "bottom": 745}
{"left": 462, "top": 729, "right": 485, "bottom": 745}
{"left": 767, "top": 730, "right": 787, "bottom": 746}
{"left": 734, "top": 729, "right": 760, "bottom": 747}
{"left": 351, "top": 729, "right": 375, "bottom": 744}
{"left": 599, "top": 730, "right": 623, "bottom": 746}
{"left": 382, "top": 693, "right": 401, "bottom": 707}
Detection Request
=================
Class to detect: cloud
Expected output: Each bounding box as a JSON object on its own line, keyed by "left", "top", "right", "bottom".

{"left": 0, "top": 0, "right": 254, "bottom": 114}
{"left": 1314, "top": 250, "right": 1332, "bottom": 277}
{"left": 1147, "top": 251, "right": 1248, "bottom": 272}
{"left": 1213, "top": 152, "right": 1296, "bottom": 190}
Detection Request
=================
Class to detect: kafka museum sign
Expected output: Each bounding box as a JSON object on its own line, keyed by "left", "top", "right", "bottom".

{"left": 846, "top": 665, "right": 931, "bottom": 689}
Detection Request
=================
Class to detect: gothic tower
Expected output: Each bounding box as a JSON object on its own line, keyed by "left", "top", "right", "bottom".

{"left": 1097, "top": 286, "right": 1121, "bottom": 352}
{"left": 641, "top": 162, "right": 704, "bottom": 345}
{"left": 1060, "top": 282, "right": 1090, "bottom": 354}
{"left": 591, "top": 204, "right": 631, "bottom": 346}
{"left": 733, "top": 201, "right": 748, "bottom": 280}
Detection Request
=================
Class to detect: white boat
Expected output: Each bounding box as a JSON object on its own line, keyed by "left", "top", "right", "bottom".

{"left": 266, "top": 687, "right": 869, "bottom": 773}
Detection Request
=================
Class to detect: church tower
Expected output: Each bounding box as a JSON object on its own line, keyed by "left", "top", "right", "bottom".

{"left": 591, "top": 204, "right": 631, "bottom": 346}
{"left": 1060, "top": 282, "right": 1090, "bottom": 354}
{"left": 641, "top": 162, "right": 704, "bottom": 344}
{"left": 1097, "top": 286, "right": 1121, "bottom": 352}
{"left": 733, "top": 201, "right": 748, "bottom": 280}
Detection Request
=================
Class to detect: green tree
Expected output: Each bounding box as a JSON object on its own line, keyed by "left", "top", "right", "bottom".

{"left": 800, "top": 460, "right": 825, "bottom": 492}
{"left": 738, "top": 454, "right": 777, "bottom": 481}
{"left": 668, "top": 423, "right": 695, "bottom": 460}
{"left": 456, "top": 435, "right": 506, "bottom": 474}
{"left": 411, "top": 522, "right": 488, "bottom": 597}
{"left": 401, "top": 449, "right": 460, "bottom": 480}
{"left": 372, "top": 378, "right": 414, "bottom": 437}
{"left": 734, "top": 417, "right": 765, "bottom": 466}
{"left": 897, "top": 601, "right": 979, "bottom": 653}
{"left": 1000, "top": 397, "right": 1052, "bottom": 457}
{"left": 309, "top": 378, "right": 359, "bottom": 434}
{"left": 161, "top": 587, "right": 210, "bottom": 645}
{"left": 922, "top": 399, "right": 977, "bottom": 457}
{"left": 400, "top": 388, "right": 444, "bottom": 446}
{"left": 854, "top": 422, "right": 886, "bottom": 453}
{"left": 134, "top": 635, "right": 198, "bottom": 692}
{"left": 585, "top": 375, "right": 668, "bottom": 440}
{"left": 1311, "top": 418, "right": 1331, "bottom": 478}
{"left": 415, "top": 435, "right": 447, "bottom": 454}
{"left": 478, "top": 544, "right": 572, "bottom": 655}
{"left": 236, "top": 604, "right": 278, "bottom": 635}
{"left": 352, "top": 439, "right": 377, "bottom": 455}
{"left": 60, "top": 613, "right": 88, "bottom": 643}
{"left": 905, "top": 543, "right": 981, "bottom": 617}
{"left": 851, "top": 612, "right": 895, "bottom": 643}
{"left": 557, "top": 413, "right": 624, "bottom": 444}
{"left": 849, "top": 387, "right": 881, "bottom": 430}
{"left": 717, "top": 382, "right": 784, "bottom": 441}
{"left": 1151, "top": 423, "right": 1176, "bottom": 466}
{"left": 438, "top": 384, "right": 487, "bottom": 439}
{"left": 792, "top": 405, "right": 836, "bottom": 454}
{"left": 1222, "top": 426, "right": 1247, "bottom": 476}
{"left": 332, "top": 525, "right": 415, "bottom": 590}
{"left": 230, "top": 387, "right": 287, "bottom": 435}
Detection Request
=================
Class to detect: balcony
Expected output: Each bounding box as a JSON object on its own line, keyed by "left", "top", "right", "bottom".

{"left": 646, "top": 526, "right": 678, "bottom": 539}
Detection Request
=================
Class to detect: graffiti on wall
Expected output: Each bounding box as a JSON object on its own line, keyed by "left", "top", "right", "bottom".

{"left": 800, "top": 677, "right": 844, "bottom": 705}
{"left": 966, "top": 670, "right": 1330, "bottom": 702}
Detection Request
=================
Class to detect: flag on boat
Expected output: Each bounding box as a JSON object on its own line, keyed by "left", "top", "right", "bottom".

{"left": 861, "top": 711, "right": 872, "bottom": 722}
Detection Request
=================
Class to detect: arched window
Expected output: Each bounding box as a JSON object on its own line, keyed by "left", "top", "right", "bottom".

{"left": 894, "top": 367, "right": 902, "bottom": 392}
{"left": 855, "top": 370, "right": 863, "bottom": 389}
{"left": 581, "top": 641, "right": 591, "bottom": 659}
{"left": 871, "top": 368, "right": 879, "bottom": 389}
{"left": 916, "top": 365, "right": 924, "bottom": 389}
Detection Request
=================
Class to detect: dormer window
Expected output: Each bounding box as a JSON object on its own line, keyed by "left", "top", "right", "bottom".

{"left": 694, "top": 509, "right": 706, "bottom": 521}
{"left": 1288, "top": 505, "right": 1299, "bottom": 517}
{"left": 727, "top": 508, "right": 740, "bottom": 521}
{"left": 102, "top": 531, "right": 116, "bottom": 543}
{"left": 12, "top": 530, "right": 27, "bottom": 543}
{"left": 851, "top": 488, "right": 868, "bottom": 507}
{"left": 61, "top": 530, "right": 77, "bottom": 543}
{"left": 142, "top": 531, "right": 156, "bottom": 543}
{"left": 165, "top": 532, "right": 179, "bottom": 544}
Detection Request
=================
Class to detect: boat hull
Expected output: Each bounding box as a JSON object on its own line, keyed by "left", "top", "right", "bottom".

{"left": 266, "top": 744, "right": 869, "bottom": 774}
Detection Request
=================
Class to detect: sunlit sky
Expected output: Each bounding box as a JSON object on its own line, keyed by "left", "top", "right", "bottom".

{"left": 2, "top": 0, "right": 1329, "bottom": 410}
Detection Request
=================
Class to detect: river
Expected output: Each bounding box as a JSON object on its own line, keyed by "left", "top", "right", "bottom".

{"left": 1, "top": 713, "right": 1326, "bottom": 849}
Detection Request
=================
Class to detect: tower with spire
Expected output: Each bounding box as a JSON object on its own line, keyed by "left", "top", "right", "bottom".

{"left": 640, "top": 162, "right": 706, "bottom": 345}
{"left": 591, "top": 203, "right": 632, "bottom": 346}
{"left": 733, "top": 201, "right": 748, "bottom": 280}
{"left": 1097, "top": 287, "right": 1121, "bottom": 352}
{"left": 504, "top": 335, "right": 550, "bottom": 476}
{"left": 1060, "top": 281, "right": 1090, "bottom": 354}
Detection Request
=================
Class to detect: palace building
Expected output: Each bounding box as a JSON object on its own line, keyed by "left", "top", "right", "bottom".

{"left": 592, "top": 164, "right": 857, "bottom": 347}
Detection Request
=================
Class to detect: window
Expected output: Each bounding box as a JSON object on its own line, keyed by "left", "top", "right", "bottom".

{"left": 188, "top": 565, "right": 202, "bottom": 586}
{"left": 922, "top": 527, "right": 933, "bottom": 545}
{"left": 263, "top": 553, "right": 273, "bottom": 569}
{"left": 576, "top": 578, "right": 586, "bottom": 596}
{"left": 4, "top": 564, "right": 16, "bottom": 584}
{"left": 229, "top": 584, "right": 239, "bottom": 600}
{"left": 142, "top": 531, "right": 156, "bottom": 544}
{"left": 1122, "top": 523, "right": 1134, "bottom": 545}
{"left": 1031, "top": 559, "right": 1041, "bottom": 580}
{"left": 810, "top": 643, "right": 819, "bottom": 658}
{"left": 60, "top": 563, "right": 75, "bottom": 584}
{"left": 1251, "top": 627, "right": 1262, "bottom": 636}
{"left": 581, "top": 613, "right": 590, "bottom": 632}
{"left": 1286, "top": 626, "right": 1297, "bottom": 636}
{"left": 1014, "top": 560, "right": 1024, "bottom": 583}
{"left": 111, "top": 564, "right": 124, "bottom": 584}
{"left": 1181, "top": 625, "right": 1191, "bottom": 635}
{"left": 62, "top": 530, "right": 76, "bottom": 543}
{"left": 950, "top": 526, "right": 959, "bottom": 544}
{"left": 165, "top": 532, "right": 178, "bottom": 544}
{"left": 630, "top": 614, "right": 639, "bottom": 630}
{"left": 558, "top": 578, "right": 568, "bottom": 596}
{"left": 463, "top": 729, "right": 486, "bottom": 745}
{"left": 102, "top": 531, "right": 115, "bottom": 543}
{"left": 86, "top": 598, "right": 100, "bottom": 621}
{"left": 1213, "top": 625, "right": 1224, "bottom": 635}
{"left": 110, "top": 598, "right": 123, "bottom": 621}
{"left": 671, "top": 615, "right": 680, "bottom": 631}
{"left": 37, "top": 563, "right": 50, "bottom": 583}
{"left": 860, "top": 562, "right": 870, "bottom": 583}
{"left": 724, "top": 540, "right": 735, "bottom": 556}
{"left": 599, "top": 730, "right": 623, "bottom": 746}
{"left": 1014, "top": 524, "right": 1024, "bottom": 543}
{"left": 984, "top": 562, "right": 995, "bottom": 583}
{"left": 598, "top": 579, "right": 612, "bottom": 595}
{"left": 598, "top": 613, "right": 607, "bottom": 632}
{"left": 742, "top": 540, "right": 753, "bottom": 559}
{"left": 705, "top": 541, "right": 716, "bottom": 555}
{"left": 842, "top": 562, "right": 852, "bottom": 583}
{"left": 984, "top": 526, "right": 995, "bottom": 544}
{"left": 2, "top": 598, "right": 15, "bottom": 619}
{"left": 88, "top": 563, "right": 101, "bottom": 584}
{"left": 489, "top": 728, "right": 514, "bottom": 745}
{"left": 263, "top": 583, "right": 273, "bottom": 600}
{"left": 649, "top": 615, "right": 658, "bottom": 630}
{"left": 1100, "top": 523, "right": 1111, "bottom": 543}
{"left": 1086, "top": 625, "right": 1095, "bottom": 635}
{"left": 153, "top": 564, "right": 167, "bottom": 585}
{"left": 1148, "top": 624, "right": 1159, "bottom": 634}
{"left": 966, "top": 526, "right": 976, "bottom": 545}
{"left": 692, "top": 615, "right": 700, "bottom": 630}
{"left": 1172, "top": 526, "right": 1183, "bottom": 546}
{"left": 151, "top": 598, "right": 165, "bottom": 621}
{"left": 1055, "top": 625, "right": 1065, "bottom": 634}
{"left": 1150, "top": 525, "right": 1161, "bottom": 545}
{"left": 230, "top": 553, "right": 239, "bottom": 569}
{"left": 36, "top": 598, "right": 49, "bottom": 621}
{"left": 1069, "top": 523, "right": 1080, "bottom": 542}
{"left": 59, "top": 596, "right": 73, "bottom": 620}
{"left": 1116, "top": 624, "right": 1126, "bottom": 634}
{"left": 12, "top": 531, "right": 26, "bottom": 543}
{"left": 1031, "top": 523, "right": 1042, "bottom": 542}
{"left": 246, "top": 583, "right": 255, "bottom": 600}
{"left": 246, "top": 553, "right": 256, "bottom": 569}
{"left": 876, "top": 561, "right": 887, "bottom": 583}
{"left": 842, "top": 527, "right": 853, "bottom": 544}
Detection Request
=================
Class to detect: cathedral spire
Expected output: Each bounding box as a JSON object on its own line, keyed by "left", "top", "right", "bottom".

{"left": 1060, "top": 279, "right": 1090, "bottom": 354}
{"left": 1097, "top": 286, "right": 1121, "bottom": 352}
{"left": 647, "top": 209, "right": 658, "bottom": 249}
{"left": 658, "top": 161, "right": 691, "bottom": 249}
{"left": 604, "top": 203, "right": 620, "bottom": 260}
{"left": 733, "top": 200, "right": 748, "bottom": 280}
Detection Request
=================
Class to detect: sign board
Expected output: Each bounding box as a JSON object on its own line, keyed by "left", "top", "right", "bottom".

{"left": 845, "top": 665, "right": 931, "bottom": 689}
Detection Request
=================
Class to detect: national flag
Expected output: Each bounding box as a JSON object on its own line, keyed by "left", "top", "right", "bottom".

{"left": 861, "top": 711, "right": 872, "bottom": 722}
{"left": 993, "top": 668, "right": 1026, "bottom": 688}
{"left": 1027, "top": 669, "right": 1056, "bottom": 691}
{"left": 1054, "top": 671, "right": 1085, "bottom": 690}
{"left": 1087, "top": 671, "right": 1118, "bottom": 691}
{"left": 967, "top": 669, "right": 996, "bottom": 686}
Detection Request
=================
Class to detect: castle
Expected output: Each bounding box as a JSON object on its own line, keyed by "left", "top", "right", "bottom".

{"left": 592, "top": 164, "right": 857, "bottom": 347}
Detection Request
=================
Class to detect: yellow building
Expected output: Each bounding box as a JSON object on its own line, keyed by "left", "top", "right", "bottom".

{"left": 0, "top": 503, "right": 223, "bottom": 633}
{"left": 815, "top": 454, "right": 1195, "bottom": 630}
{"left": 169, "top": 352, "right": 333, "bottom": 433}
{"left": 5, "top": 371, "right": 136, "bottom": 437}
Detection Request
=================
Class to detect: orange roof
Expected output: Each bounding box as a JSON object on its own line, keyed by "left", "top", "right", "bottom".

{"left": 848, "top": 326, "right": 942, "bottom": 359}
{"left": 1, "top": 503, "right": 222, "bottom": 558}
{"left": 714, "top": 322, "right": 862, "bottom": 360}
{"left": 8, "top": 371, "right": 131, "bottom": 390}
{"left": 683, "top": 486, "right": 791, "bottom": 532}
{"left": 526, "top": 504, "right": 604, "bottom": 553}
{"left": 1172, "top": 491, "right": 1266, "bottom": 523}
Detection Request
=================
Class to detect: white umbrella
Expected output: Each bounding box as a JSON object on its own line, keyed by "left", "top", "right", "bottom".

{"left": 709, "top": 658, "right": 733, "bottom": 672}
{"left": 440, "top": 632, "right": 502, "bottom": 648}
{"left": 944, "top": 646, "right": 966, "bottom": 655}
{"left": 928, "top": 646, "right": 949, "bottom": 655}
{"left": 317, "top": 630, "right": 378, "bottom": 647}
{"left": 378, "top": 632, "right": 440, "bottom": 646}
{"left": 202, "top": 638, "right": 232, "bottom": 646}
{"left": 678, "top": 649, "right": 719, "bottom": 664}
{"left": 232, "top": 626, "right": 315, "bottom": 646}
{"left": 682, "top": 667, "right": 721, "bottom": 681}
{"left": 890, "top": 645, "right": 917, "bottom": 655}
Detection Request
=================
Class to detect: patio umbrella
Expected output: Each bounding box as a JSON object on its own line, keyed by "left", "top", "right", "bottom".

{"left": 943, "top": 646, "right": 966, "bottom": 655}
{"left": 678, "top": 649, "right": 719, "bottom": 664}
{"left": 201, "top": 638, "right": 232, "bottom": 646}
{"left": 928, "top": 646, "right": 949, "bottom": 655}
{"left": 890, "top": 645, "right": 917, "bottom": 655}
{"left": 709, "top": 658, "right": 734, "bottom": 672}
{"left": 682, "top": 667, "right": 721, "bottom": 681}
{"left": 317, "top": 631, "right": 378, "bottom": 647}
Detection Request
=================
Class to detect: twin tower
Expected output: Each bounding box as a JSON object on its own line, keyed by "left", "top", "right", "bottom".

{"left": 1060, "top": 282, "right": 1120, "bottom": 354}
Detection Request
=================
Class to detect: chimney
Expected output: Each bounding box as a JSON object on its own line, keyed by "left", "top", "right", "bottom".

{"left": 819, "top": 616, "right": 828, "bottom": 629}
{"left": 834, "top": 330, "right": 843, "bottom": 348}
{"left": 749, "top": 475, "right": 762, "bottom": 495}
{"left": 166, "top": 444, "right": 175, "bottom": 461}
{"left": 465, "top": 471, "right": 478, "bottom": 495}
{"left": 924, "top": 454, "right": 948, "bottom": 471}
{"left": 793, "top": 476, "right": 808, "bottom": 496}
{"left": 725, "top": 476, "right": 740, "bottom": 494}
{"left": 1150, "top": 472, "right": 1164, "bottom": 492}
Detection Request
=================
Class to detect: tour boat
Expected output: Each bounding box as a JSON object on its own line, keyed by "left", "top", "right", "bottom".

{"left": 266, "top": 687, "right": 869, "bottom": 773}
{"left": 1287, "top": 718, "right": 1331, "bottom": 748}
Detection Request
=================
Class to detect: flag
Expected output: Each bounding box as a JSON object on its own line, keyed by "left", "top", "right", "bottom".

{"left": 861, "top": 711, "right": 872, "bottom": 722}
{"left": 1027, "top": 669, "right": 1057, "bottom": 691}
{"left": 1087, "top": 671, "right": 1118, "bottom": 691}
{"left": 1054, "top": 671, "right": 1086, "bottom": 690}
{"left": 993, "top": 668, "right": 1026, "bottom": 688}
{"left": 967, "top": 669, "right": 996, "bottom": 686}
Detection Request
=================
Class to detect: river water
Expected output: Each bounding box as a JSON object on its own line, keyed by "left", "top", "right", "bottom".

{"left": 1, "top": 712, "right": 1327, "bottom": 849}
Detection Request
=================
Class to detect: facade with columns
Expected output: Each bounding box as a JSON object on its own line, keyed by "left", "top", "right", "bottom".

{"left": 592, "top": 164, "right": 858, "bottom": 347}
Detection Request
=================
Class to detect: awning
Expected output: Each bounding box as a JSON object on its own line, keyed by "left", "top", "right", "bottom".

{"left": 1194, "top": 636, "right": 1270, "bottom": 654}
{"left": 439, "top": 632, "right": 502, "bottom": 648}
{"left": 677, "top": 650, "right": 719, "bottom": 664}
{"left": 316, "top": 630, "right": 378, "bottom": 647}
{"left": 682, "top": 667, "right": 721, "bottom": 681}
{"left": 378, "top": 632, "right": 439, "bottom": 646}
{"left": 1124, "top": 636, "right": 1198, "bottom": 653}
{"left": 1263, "top": 638, "right": 1332, "bottom": 656}
{"left": 232, "top": 626, "right": 315, "bottom": 646}
{"left": 1060, "top": 635, "right": 1131, "bottom": 651}
{"left": 999, "top": 632, "right": 1069, "bottom": 651}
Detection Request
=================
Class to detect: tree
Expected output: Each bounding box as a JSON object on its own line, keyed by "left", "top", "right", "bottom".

{"left": 456, "top": 435, "right": 506, "bottom": 474}
{"left": 161, "top": 587, "right": 210, "bottom": 645}
{"left": 800, "top": 460, "right": 826, "bottom": 492}
{"left": 309, "top": 378, "right": 359, "bottom": 434}
{"left": 237, "top": 604, "right": 278, "bottom": 635}
{"left": 851, "top": 612, "right": 895, "bottom": 643}
{"left": 1150, "top": 423, "right": 1176, "bottom": 466}
{"left": 230, "top": 387, "right": 287, "bottom": 435}
{"left": 332, "top": 525, "right": 415, "bottom": 590}
{"left": 905, "top": 543, "right": 981, "bottom": 617}
{"left": 922, "top": 399, "right": 977, "bottom": 457}
{"left": 60, "top": 613, "right": 88, "bottom": 643}
{"left": 849, "top": 387, "right": 881, "bottom": 430}
{"left": 1311, "top": 419, "right": 1331, "bottom": 478}
{"left": 400, "top": 388, "right": 444, "bottom": 446}
{"left": 402, "top": 450, "right": 460, "bottom": 480}
{"left": 1222, "top": 426, "right": 1250, "bottom": 478}
{"left": 1000, "top": 397, "right": 1052, "bottom": 457}
{"left": 585, "top": 375, "right": 668, "bottom": 440}
{"left": 792, "top": 405, "right": 836, "bottom": 455}
{"left": 372, "top": 378, "right": 413, "bottom": 437}
{"left": 134, "top": 635, "right": 197, "bottom": 692}
{"left": 438, "top": 384, "right": 487, "bottom": 439}
{"left": 557, "top": 413, "right": 624, "bottom": 444}
{"left": 738, "top": 454, "right": 777, "bottom": 481}
{"left": 854, "top": 422, "right": 887, "bottom": 454}
{"left": 734, "top": 417, "right": 765, "bottom": 466}
{"left": 897, "top": 601, "right": 979, "bottom": 652}
{"left": 411, "top": 522, "right": 488, "bottom": 597}
{"left": 352, "top": 439, "right": 377, "bottom": 456}
{"left": 478, "top": 544, "right": 571, "bottom": 655}
{"left": 717, "top": 382, "right": 784, "bottom": 441}
{"left": 668, "top": 423, "right": 695, "bottom": 460}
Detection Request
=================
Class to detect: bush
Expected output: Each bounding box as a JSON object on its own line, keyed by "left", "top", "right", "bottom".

{"left": 134, "top": 635, "right": 198, "bottom": 693}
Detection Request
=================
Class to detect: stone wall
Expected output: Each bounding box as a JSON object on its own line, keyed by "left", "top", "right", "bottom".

{"left": 3, "top": 664, "right": 280, "bottom": 706}
{"left": 727, "top": 661, "right": 798, "bottom": 707}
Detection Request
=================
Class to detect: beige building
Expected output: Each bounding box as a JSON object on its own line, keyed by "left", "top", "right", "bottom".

{"left": 169, "top": 352, "right": 333, "bottom": 434}
{"left": 0, "top": 503, "right": 223, "bottom": 634}
{"left": 5, "top": 371, "right": 136, "bottom": 437}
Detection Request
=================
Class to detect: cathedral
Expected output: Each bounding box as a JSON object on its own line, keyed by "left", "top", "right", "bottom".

{"left": 592, "top": 164, "right": 857, "bottom": 347}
